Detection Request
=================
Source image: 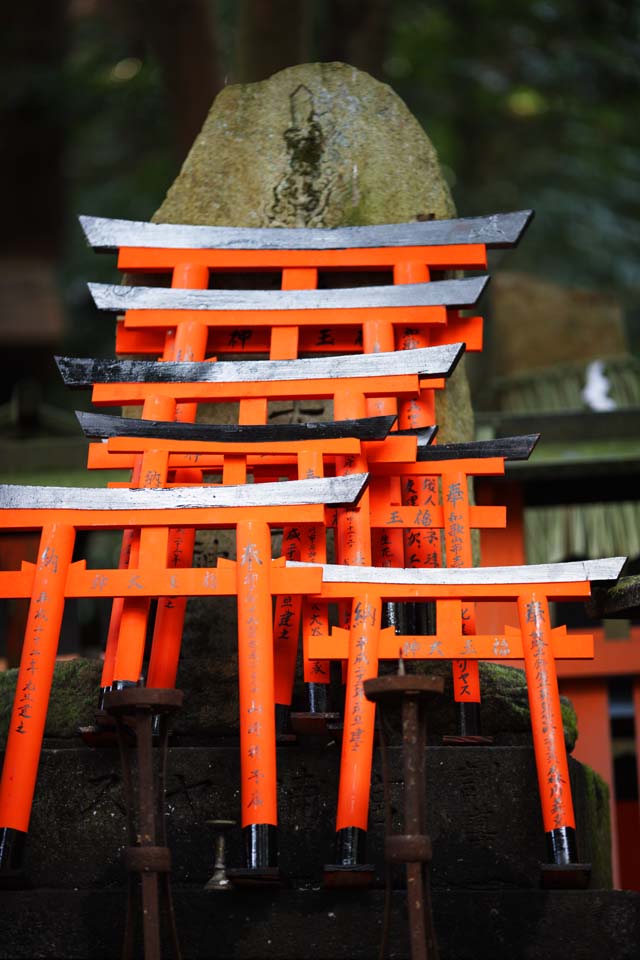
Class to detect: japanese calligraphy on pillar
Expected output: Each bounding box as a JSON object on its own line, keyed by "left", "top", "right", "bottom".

{"left": 444, "top": 477, "right": 467, "bottom": 568}
{"left": 241, "top": 542, "right": 264, "bottom": 814}
{"left": 348, "top": 599, "right": 377, "bottom": 754}
{"left": 521, "top": 594, "right": 575, "bottom": 832}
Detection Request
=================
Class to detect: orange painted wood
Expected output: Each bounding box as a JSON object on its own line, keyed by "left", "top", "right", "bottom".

{"left": 308, "top": 624, "right": 593, "bottom": 662}
{"left": 442, "top": 470, "right": 481, "bottom": 701}
{"left": 475, "top": 480, "right": 526, "bottom": 637}
{"left": 555, "top": 626, "right": 640, "bottom": 678}
{"left": 116, "top": 244, "right": 488, "bottom": 273}
{"left": 0, "top": 523, "right": 75, "bottom": 832}
{"left": 121, "top": 305, "right": 448, "bottom": 330}
{"left": 104, "top": 264, "right": 210, "bottom": 691}
{"left": 89, "top": 373, "right": 440, "bottom": 406}
{"left": 367, "top": 504, "right": 506, "bottom": 530}
{"left": 236, "top": 521, "right": 278, "bottom": 828}
{"left": 0, "top": 502, "right": 327, "bottom": 532}
{"left": 335, "top": 593, "right": 382, "bottom": 833}
{"left": 517, "top": 592, "right": 575, "bottom": 833}
{"left": 308, "top": 578, "right": 593, "bottom": 603}
{"left": 114, "top": 314, "right": 483, "bottom": 357}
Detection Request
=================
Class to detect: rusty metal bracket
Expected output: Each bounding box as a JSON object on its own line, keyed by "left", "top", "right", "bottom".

{"left": 104, "top": 687, "right": 183, "bottom": 960}
{"left": 365, "top": 673, "right": 444, "bottom": 960}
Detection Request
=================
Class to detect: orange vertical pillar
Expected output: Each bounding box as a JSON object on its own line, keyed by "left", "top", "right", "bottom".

{"left": 333, "top": 592, "right": 381, "bottom": 870}
{"left": 271, "top": 267, "right": 317, "bottom": 719}
{"left": 0, "top": 522, "right": 75, "bottom": 873}
{"left": 236, "top": 520, "right": 278, "bottom": 870}
{"left": 442, "top": 469, "right": 482, "bottom": 722}
{"left": 147, "top": 264, "right": 210, "bottom": 690}
{"left": 517, "top": 591, "right": 578, "bottom": 866}
{"left": 99, "top": 391, "right": 178, "bottom": 696}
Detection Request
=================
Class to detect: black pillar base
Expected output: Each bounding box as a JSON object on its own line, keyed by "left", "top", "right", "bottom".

{"left": 97, "top": 685, "right": 111, "bottom": 712}
{"left": 323, "top": 827, "right": 375, "bottom": 888}
{"left": 444, "top": 701, "right": 493, "bottom": 745}
{"left": 0, "top": 828, "right": 30, "bottom": 889}
{"left": 275, "top": 703, "right": 297, "bottom": 744}
{"left": 541, "top": 827, "right": 591, "bottom": 888}
{"left": 546, "top": 826, "right": 578, "bottom": 864}
{"left": 112, "top": 679, "right": 139, "bottom": 691}
{"left": 227, "top": 825, "right": 280, "bottom": 887}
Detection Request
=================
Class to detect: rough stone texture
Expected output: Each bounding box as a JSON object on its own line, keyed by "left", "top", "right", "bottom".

{"left": 10, "top": 744, "right": 607, "bottom": 890}
{"left": 488, "top": 271, "right": 628, "bottom": 380}
{"left": 155, "top": 63, "right": 455, "bottom": 229}
{"left": 151, "top": 61, "right": 469, "bottom": 446}
{"left": 0, "top": 658, "right": 578, "bottom": 751}
{"left": 0, "top": 658, "right": 103, "bottom": 746}
{"left": 3, "top": 889, "right": 639, "bottom": 960}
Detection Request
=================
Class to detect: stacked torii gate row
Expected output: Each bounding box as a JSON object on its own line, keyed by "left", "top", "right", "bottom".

{"left": 80, "top": 209, "right": 533, "bottom": 361}
{"left": 60, "top": 343, "right": 524, "bottom": 739}
{"left": 59, "top": 343, "right": 459, "bottom": 715}
{"left": 286, "top": 557, "right": 626, "bottom": 876}
{"left": 59, "top": 345, "right": 541, "bottom": 744}
{"left": 77, "top": 414, "right": 536, "bottom": 743}
{"left": 57, "top": 344, "right": 461, "bottom": 712}
{"left": 80, "top": 211, "right": 530, "bottom": 743}
{"left": 77, "top": 412, "right": 407, "bottom": 712}
{"left": 0, "top": 474, "right": 366, "bottom": 875}
{"left": 76, "top": 409, "right": 539, "bottom": 725}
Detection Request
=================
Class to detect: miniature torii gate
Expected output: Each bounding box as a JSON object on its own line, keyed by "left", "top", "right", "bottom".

{"left": 0, "top": 473, "right": 365, "bottom": 878}
{"left": 287, "top": 556, "right": 626, "bottom": 883}
{"left": 80, "top": 211, "right": 531, "bottom": 727}
{"left": 80, "top": 209, "right": 534, "bottom": 367}
{"left": 57, "top": 344, "right": 461, "bottom": 714}
{"left": 366, "top": 431, "right": 539, "bottom": 735}
{"left": 75, "top": 410, "right": 407, "bottom": 714}
{"left": 69, "top": 372, "right": 537, "bottom": 745}
{"left": 85, "top": 424, "right": 539, "bottom": 728}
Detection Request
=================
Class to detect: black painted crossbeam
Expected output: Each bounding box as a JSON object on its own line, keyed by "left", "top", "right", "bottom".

{"left": 413, "top": 433, "right": 540, "bottom": 462}
{"left": 56, "top": 343, "right": 464, "bottom": 388}
{"left": 80, "top": 210, "right": 533, "bottom": 252}
{"left": 75, "top": 411, "right": 398, "bottom": 443}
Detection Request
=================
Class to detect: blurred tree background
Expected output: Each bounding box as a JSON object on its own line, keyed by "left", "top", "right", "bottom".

{"left": 1, "top": 0, "right": 639, "bottom": 395}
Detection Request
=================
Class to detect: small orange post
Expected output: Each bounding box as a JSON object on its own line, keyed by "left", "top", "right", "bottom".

{"left": 98, "top": 392, "right": 178, "bottom": 696}
{"left": 0, "top": 523, "right": 75, "bottom": 836}
{"left": 442, "top": 470, "right": 482, "bottom": 716}
{"left": 517, "top": 591, "right": 578, "bottom": 867}
{"left": 334, "top": 591, "right": 381, "bottom": 869}
{"left": 236, "top": 520, "right": 278, "bottom": 869}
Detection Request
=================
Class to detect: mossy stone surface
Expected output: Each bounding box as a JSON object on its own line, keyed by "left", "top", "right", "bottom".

{"left": 155, "top": 61, "right": 455, "bottom": 230}
{"left": 152, "top": 61, "right": 469, "bottom": 445}
{"left": 0, "top": 656, "right": 578, "bottom": 749}
{"left": 0, "top": 658, "right": 103, "bottom": 747}
{"left": 578, "top": 763, "right": 612, "bottom": 886}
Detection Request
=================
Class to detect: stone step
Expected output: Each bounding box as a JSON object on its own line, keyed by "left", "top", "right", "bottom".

{"left": 15, "top": 742, "right": 610, "bottom": 890}
{"left": 1, "top": 888, "right": 638, "bottom": 960}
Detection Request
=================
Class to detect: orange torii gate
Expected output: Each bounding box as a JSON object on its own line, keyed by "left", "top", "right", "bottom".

{"left": 74, "top": 410, "right": 408, "bottom": 726}
{"left": 76, "top": 417, "right": 525, "bottom": 727}
{"left": 287, "top": 557, "right": 626, "bottom": 884}
{"left": 366, "top": 432, "right": 539, "bottom": 736}
{"left": 74, "top": 416, "right": 537, "bottom": 739}
{"left": 0, "top": 474, "right": 365, "bottom": 880}
{"left": 57, "top": 344, "right": 460, "bottom": 719}
{"left": 79, "top": 210, "right": 535, "bottom": 368}
{"left": 81, "top": 211, "right": 532, "bottom": 724}
{"left": 80, "top": 212, "right": 532, "bottom": 730}
{"left": 60, "top": 344, "right": 456, "bottom": 714}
